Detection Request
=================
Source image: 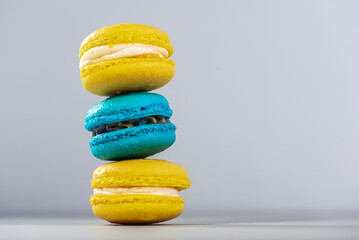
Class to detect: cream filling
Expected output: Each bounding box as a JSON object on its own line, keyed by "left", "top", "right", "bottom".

{"left": 80, "top": 43, "right": 169, "bottom": 69}
{"left": 93, "top": 187, "right": 179, "bottom": 197}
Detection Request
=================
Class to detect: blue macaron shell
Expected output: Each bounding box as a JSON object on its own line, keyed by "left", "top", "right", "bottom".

{"left": 85, "top": 92, "right": 172, "bottom": 131}
{"left": 90, "top": 123, "right": 176, "bottom": 160}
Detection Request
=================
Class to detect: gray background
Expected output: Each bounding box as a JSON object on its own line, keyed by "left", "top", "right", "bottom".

{"left": 0, "top": 0, "right": 358, "bottom": 215}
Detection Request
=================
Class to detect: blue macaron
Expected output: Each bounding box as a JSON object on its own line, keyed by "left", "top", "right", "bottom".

{"left": 85, "top": 92, "right": 176, "bottom": 161}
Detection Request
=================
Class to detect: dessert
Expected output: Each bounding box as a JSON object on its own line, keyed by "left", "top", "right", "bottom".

{"left": 85, "top": 92, "right": 176, "bottom": 160}
{"left": 79, "top": 23, "right": 175, "bottom": 96}
{"left": 79, "top": 23, "right": 189, "bottom": 224}
{"left": 90, "top": 159, "right": 191, "bottom": 224}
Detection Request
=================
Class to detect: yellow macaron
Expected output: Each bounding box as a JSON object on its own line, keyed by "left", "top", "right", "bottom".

{"left": 79, "top": 23, "right": 175, "bottom": 96}
{"left": 90, "top": 159, "right": 191, "bottom": 224}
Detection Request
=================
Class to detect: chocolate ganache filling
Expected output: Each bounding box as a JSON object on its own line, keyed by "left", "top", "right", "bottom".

{"left": 91, "top": 115, "right": 170, "bottom": 137}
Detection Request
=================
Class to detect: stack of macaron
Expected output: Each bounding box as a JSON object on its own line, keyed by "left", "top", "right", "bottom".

{"left": 79, "top": 23, "right": 191, "bottom": 224}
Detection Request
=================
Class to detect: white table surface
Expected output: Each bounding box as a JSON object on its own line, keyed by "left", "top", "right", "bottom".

{"left": 1, "top": 212, "right": 359, "bottom": 240}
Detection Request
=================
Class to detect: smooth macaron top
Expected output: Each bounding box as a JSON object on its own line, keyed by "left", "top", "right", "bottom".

{"left": 91, "top": 159, "right": 191, "bottom": 190}
{"left": 79, "top": 23, "right": 174, "bottom": 59}
{"left": 84, "top": 92, "right": 172, "bottom": 131}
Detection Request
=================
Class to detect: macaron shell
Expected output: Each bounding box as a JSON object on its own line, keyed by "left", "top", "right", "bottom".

{"left": 90, "top": 123, "right": 176, "bottom": 160}
{"left": 81, "top": 58, "right": 175, "bottom": 96}
{"left": 90, "top": 194, "right": 184, "bottom": 224}
{"left": 79, "top": 23, "right": 174, "bottom": 59}
{"left": 91, "top": 159, "right": 191, "bottom": 190}
{"left": 85, "top": 92, "right": 173, "bottom": 131}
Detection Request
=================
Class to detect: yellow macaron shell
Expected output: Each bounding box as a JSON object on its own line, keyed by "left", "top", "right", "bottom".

{"left": 90, "top": 195, "right": 184, "bottom": 224}
{"left": 90, "top": 159, "right": 191, "bottom": 224}
{"left": 79, "top": 24, "right": 175, "bottom": 96}
{"left": 79, "top": 23, "right": 173, "bottom": 59}
{"left": 91, "top": 159, "right": 191, "bottom": 189}
{"left": 81, "top": 58, "right": 175, "bottom": 96}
